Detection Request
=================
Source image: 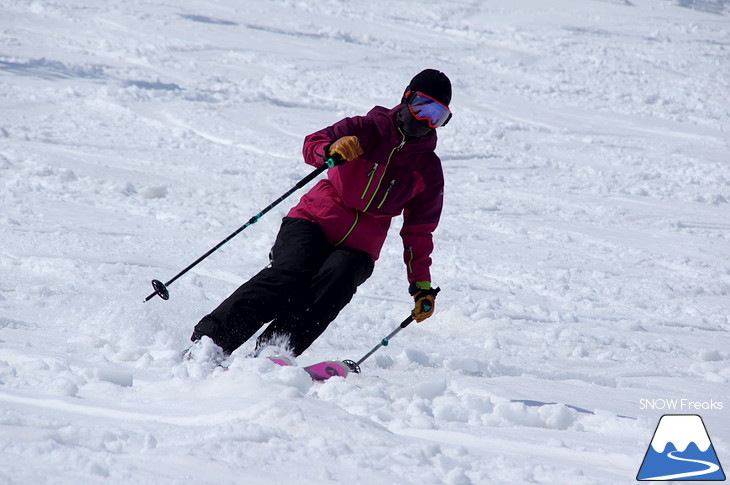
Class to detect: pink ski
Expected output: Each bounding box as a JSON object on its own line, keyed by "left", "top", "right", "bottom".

{"left": 303, "top": 361, "right": 349, "bottom": 381}
{"left": 267, "top": 356, "right": 349, "bottom": 381}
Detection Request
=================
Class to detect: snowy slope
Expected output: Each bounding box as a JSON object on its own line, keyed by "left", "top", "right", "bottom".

{"left": 1, "top": 0, "right": 729, "bottom": 483}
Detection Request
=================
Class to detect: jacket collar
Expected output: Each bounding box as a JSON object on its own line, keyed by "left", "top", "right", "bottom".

{"left": 368, "top": 105, "right": 438, "bottom": 152}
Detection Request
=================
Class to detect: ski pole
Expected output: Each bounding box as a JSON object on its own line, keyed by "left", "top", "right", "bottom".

{"left": 345, "top": 315, "right": 413, "bottom": 373}
{"left": 143, "top": 158, "right": 338, "bottom": 302}
{"left": 344, "top": 315, "right": 414, "bottom": 374}
{"left": 344, "top": 288, "right": 441, "bottom": 373}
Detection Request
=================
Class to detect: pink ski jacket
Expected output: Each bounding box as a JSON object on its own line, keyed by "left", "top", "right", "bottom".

{"left": 287, "top": 105, "right": 444, "bottom": 283}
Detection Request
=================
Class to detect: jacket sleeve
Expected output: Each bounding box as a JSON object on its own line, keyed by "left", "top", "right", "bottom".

{"left": 400, "top": 167, "right": 444, "bottom": 283}
{"left": 302, "top": 115, "right": 372, "bottom": 167}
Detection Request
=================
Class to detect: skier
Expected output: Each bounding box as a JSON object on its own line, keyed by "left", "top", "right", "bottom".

{"left": 186, "top": 69, "right": 452, "bottom": 361}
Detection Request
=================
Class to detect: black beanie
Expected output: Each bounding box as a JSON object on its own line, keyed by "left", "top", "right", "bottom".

{"left": 403, "top": 69, "right": 452, "bottom": 106}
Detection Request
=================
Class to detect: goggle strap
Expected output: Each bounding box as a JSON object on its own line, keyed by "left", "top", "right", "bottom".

{"left": 402, "top": 89, "right": 414, "bottom": 105}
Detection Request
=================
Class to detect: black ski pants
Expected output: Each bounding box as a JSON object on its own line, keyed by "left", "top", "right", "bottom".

{"left": 191, "top": 217, "right": 374, "bottom": 356}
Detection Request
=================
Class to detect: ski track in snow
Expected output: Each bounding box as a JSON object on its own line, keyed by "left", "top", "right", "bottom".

{"left": 1, "top": 0, "right": 729, "bottom": 483}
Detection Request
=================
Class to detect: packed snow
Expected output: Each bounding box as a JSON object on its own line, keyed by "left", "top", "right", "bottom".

{"left": 1, "top": 0, "right": 729, "bottom": 483}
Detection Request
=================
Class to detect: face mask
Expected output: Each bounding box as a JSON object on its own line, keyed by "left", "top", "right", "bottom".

{"left": 397, "top": 104, "right": 434, "bottom": 139}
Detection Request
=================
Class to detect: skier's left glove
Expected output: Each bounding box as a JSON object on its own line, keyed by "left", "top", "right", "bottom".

{"left": 409, "top": 282, "right": 440, "bottom": 322}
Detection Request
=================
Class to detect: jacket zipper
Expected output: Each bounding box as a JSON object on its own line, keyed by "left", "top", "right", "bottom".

{"left": 360, "top": 166, "right": 377, "bottom": 199}
{"left": 406, "top": 246, "right": 414, "bottom": 275}
{"left": 376, "top": 180, "right": 395, "bottom": 209}
{"left": 335, "top": 210, "right": 359, "bottom": 246}
{"left": 336, "top": 130, "right": 406, "bottom": 246}
{"left": 363, "top": 132, "right": 406, "bottom": 212}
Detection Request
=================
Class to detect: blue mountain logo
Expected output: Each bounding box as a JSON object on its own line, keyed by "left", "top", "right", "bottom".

{"left": 637, "top": 414, "right": 725, "bottom": 481}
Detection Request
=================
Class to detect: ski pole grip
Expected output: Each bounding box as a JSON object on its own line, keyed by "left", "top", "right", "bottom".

{"left": 325, "top": 154, "right": 346, "bottom": 167}
{"left": 402, "top": 287, "right": 440, "bottom": 327}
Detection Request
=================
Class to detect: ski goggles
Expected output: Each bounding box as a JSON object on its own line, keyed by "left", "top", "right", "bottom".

{"left": 407, "top": 92, "right": 452, "bottom": 128}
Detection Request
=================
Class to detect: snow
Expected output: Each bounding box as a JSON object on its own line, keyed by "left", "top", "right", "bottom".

{"left": 1, "top": 0, "right": 729, "bottom": 483}
{"left": 650, "top": 415, "right": 712, "bottom": 453}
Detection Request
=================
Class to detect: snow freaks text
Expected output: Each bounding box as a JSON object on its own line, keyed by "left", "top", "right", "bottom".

{"left": 640, "top": 399, "right": 724, "bottom": 411}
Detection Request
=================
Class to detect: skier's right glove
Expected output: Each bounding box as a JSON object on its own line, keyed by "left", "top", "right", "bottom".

{"left": 409, "top": 282, "right": 441, "bottom": 323}
{"left": 328, "top": 136, "right": 364, "bottom": 163}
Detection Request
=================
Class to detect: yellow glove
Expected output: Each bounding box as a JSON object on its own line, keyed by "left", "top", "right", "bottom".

{"left": 328, "top": 136, "right": 364, "bottom": 162}
{"left": 409, "top": 282, "right": 440, "bottom": 323}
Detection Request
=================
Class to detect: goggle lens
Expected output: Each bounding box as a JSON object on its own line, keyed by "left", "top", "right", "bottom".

{"left": 408, "top": 92, "right": 451, "bottom": 128}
